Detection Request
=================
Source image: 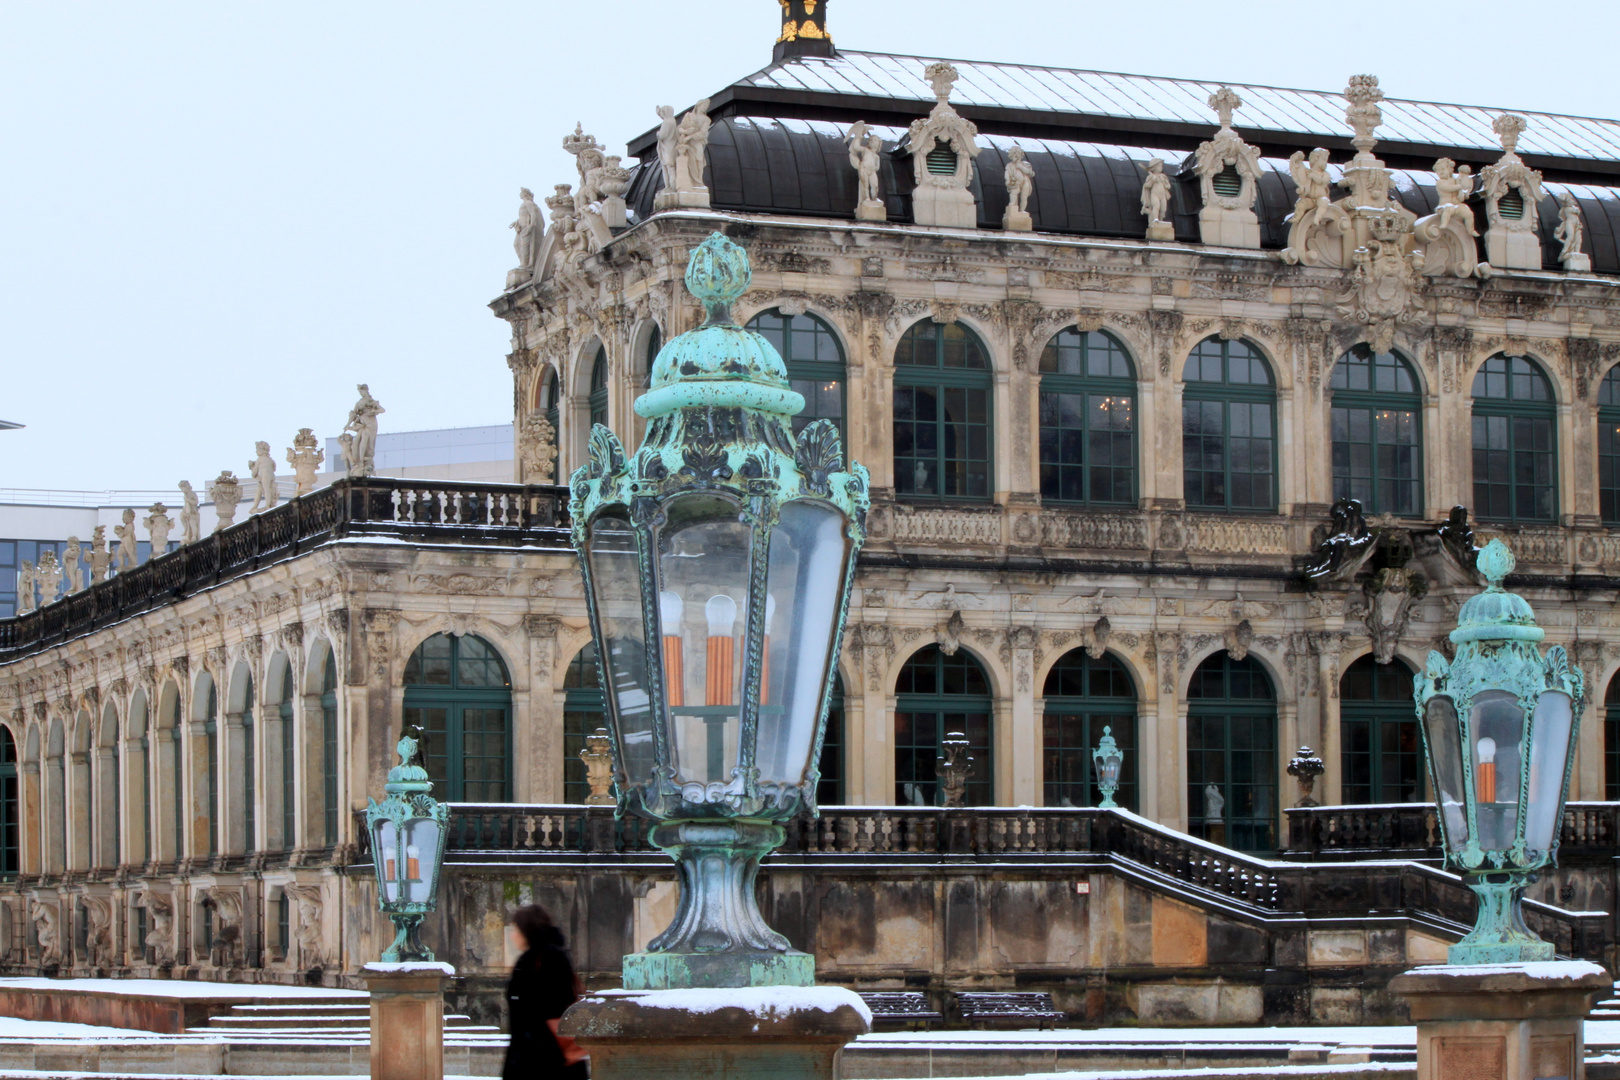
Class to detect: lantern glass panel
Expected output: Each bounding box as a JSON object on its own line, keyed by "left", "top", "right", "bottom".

{"left": 1096, "top": 751, "right": 1123, "bottom": 789}
{"left": 1470, "top": 689, "right": 1525, "bottom": 851}
{"left": 404, "top": 818, "right": 440, "bottom": 905}
{"left": 374, "top": 819, "right": 400, "bottom": 904}
{"left": 756, "top": 501, "right": 851, "bottom": 788}
{"left": 1424, "top": 696, "right": 1468, "bottom": 851}
{"left": 654, "top": 494, "right": 752, "bottom": 788}
{"left": 585, "top": 513, "right": 656, "bottom": 790}
{"left": 1525, "top": 690, "right": 1574, "bottom": 851}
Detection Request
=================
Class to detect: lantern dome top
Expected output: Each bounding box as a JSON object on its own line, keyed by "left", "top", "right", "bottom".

{"left": 636, "top": 233, "right": 807, "bottom": 421}
{"left": 1450, "top": 538, "right": 1544, "bottom": 645}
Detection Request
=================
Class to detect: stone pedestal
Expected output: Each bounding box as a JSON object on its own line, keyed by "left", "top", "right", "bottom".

{"left": 912, "top": 184, "right": 978, "bottom": 228}
{"left": 855, "top": 200, "right": 887, "bottom": 222}
{"left": 363, "top": 961, "right": 454, "bottom": 1080}
{"left": 1199, "top": 205, "right": 1261, "bottom": 248}
{"left": 1390, "top": 961, "right": 1610, "bottom": 1080}
{"left": 1565, "top": 252, "right": 1592, "bottom": 272}
{"left": 1003, "top": 208, "right": 1032, "bottom": 231}
{"left": 561, "top": 987, "right": 871, "bottom": 1080}
{"left": 1487, "top": 228, "right": 1543, "bottom": 270}
{"left": 1146, "top": 221, "right": 1176, "bottom": 241}
{"left": 655, "top": 189, "right": 711, "bottom": 211}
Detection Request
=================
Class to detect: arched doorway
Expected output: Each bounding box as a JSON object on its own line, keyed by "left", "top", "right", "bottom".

{"left": 894, "top": 645, "right": 993, "bottom": 806}
{"left": 1606, "top": 673, "right": 1620, "bottom": 800}
{"left": 402, "top": 634, "right": 512, "bottom": 801}
{"left": 0, "top": 727, "right": 17, "bottom": 878}
{"left": 562, "top": 644, "right": 603, "bottom": 804}
{"left": 1339, "top": 655, "right": 1422, "bottom": 804}
{"left": 1042, "top": 649, "right": 1137, "bottom": 808}
{"left": 1187, "top": 653, "right": 1278, "bottom": 852}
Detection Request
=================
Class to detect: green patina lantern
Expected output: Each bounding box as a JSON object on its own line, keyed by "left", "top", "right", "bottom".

{"left": 1414, "top": 539, "right": 1585, "bottom": 965}
{"left": 365, "top": 735, "right": 452, "bottom": 962}
{"left": 569, "top": 233, "right": 869, "bottom": 990}
{"left": 1093, "top": 726, "right": 1123, "bottom": 810}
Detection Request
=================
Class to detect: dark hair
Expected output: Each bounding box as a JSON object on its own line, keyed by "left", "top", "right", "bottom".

{"left": 510, "top": 904, "right": 554, "bottom": 950}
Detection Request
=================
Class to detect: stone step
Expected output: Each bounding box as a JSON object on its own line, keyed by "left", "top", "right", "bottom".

{"left": 197, "top": 1014, "right": 493, "bottom": 1032}
{"left": 225, "top": 1004, "right": 373, "bottom": 1015}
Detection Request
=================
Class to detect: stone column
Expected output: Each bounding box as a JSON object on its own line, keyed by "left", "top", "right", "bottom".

{"left": 1006, "top": 628, "right": 1038, "bottom": 806}
{"left": 363, "top": 962, "right": 453, "bottom": 1080}
{"left": 563, "top": 987, "right": 870, "bottom": 1080}
{"left": 1391, "top": 961, "right": 1610, "bottom": 1080}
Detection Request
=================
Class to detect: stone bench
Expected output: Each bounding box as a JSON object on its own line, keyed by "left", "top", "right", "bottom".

{"left": 955, "top": 991, "right": 1066, "bottom": 1029}
{"left": 858, "top": 991, "right": 943, "bottom": 1029}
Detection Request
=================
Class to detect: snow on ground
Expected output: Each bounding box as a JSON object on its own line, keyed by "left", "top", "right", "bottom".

{"left": 0, "top": 978, "right": 366, "bottom": 999}
{"left": 0, "top": 1016, "right": 153, "bottom": 1039}
{"left": 853, "top": 1024, "right": 1418, "bottom": 1047}
{"left": 873, "top": 1066, "right": 1416, "bottom": 1080}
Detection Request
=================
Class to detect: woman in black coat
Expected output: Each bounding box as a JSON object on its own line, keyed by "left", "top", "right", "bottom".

{"left": 503, "top": 905, "right": 587, "bottom": 1080}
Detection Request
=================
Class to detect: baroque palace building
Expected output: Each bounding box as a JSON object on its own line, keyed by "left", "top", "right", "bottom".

{"left": 4, "top": 3, "right": 1620, "bottom": 994}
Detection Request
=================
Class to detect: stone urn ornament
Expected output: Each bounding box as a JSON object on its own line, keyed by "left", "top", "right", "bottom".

{"left": 1288, "top": 746, "right": 1326, "bottom": 807}
{"left": 936, "top": 731, "right": 973, "bottom": 809}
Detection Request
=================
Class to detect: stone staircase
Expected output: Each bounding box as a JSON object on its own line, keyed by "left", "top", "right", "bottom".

{"left": 1590, "top": 987, "right": 1620, "bottom": 1020}
{"left": 190, "top": 1000, "right": 499, "bottom": 1036}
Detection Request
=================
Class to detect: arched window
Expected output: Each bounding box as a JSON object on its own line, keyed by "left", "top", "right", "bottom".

{"left": 816, "top": 675, "right": 845, "bottom": 806}
{"left": 403, "top": 634, "right": 512, "bottom": 802}
{"left": 589, "top": 346, "right": 609, "bottom": 431}
{"left": 1183, "top": 338, "right": 1276, "bottom": 511}
{"left": 1042, "top": 650, "right": 1137, "bottom": 808}
{"left": 894, "top": 321, "right": 993, "bottom": 502}
{"left": 894, "top": 646, "right": 993, "bottom": 806}
{"left": 1606, "top": 674, "right": 1620, "bottom": 801}
{"left": 1038, "top": 328, "right": 1136, "bottom": 505}
{"left": 320, "top": 655, "right": 339, "bottom": 844}
{"left": 1472, "top": 354, "right": 1556, "bottom": 522}
{"left": 279, "top": 664, "right": 295, "bottom": 850}
{"left": 746, "top": 309, "right": 846, "bottom": 436}
{"left": 1599, "top": 366, "right": 1620, "bottom": 523}
{"left": 1339, "top": 655, "right": 1422, "bottom": 804}
{"left": 563, "top": 644, "right": 603, "bottom": 804}
{"left": 1186, "top": 653, "right": 1277, "bottom": 852}
{"left": 535, "top": 366, "right": 561, "bottom": 479}
{"left": 1330, "top": 346, "right": 1422, "bottom": 517}
{"left": 0, "top": 728, "right": 17, "bottom": 878}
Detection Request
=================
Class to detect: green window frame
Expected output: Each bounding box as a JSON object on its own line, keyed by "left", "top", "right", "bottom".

{"left": 894, "top": 645, "right": 993, "bottom": 807}
{"left": 562, "top": 644, "right": 603, "bottom": 805}
{"left": 203, "top": 680, "right": 218, "bottom": 856}
{"left": 894, "top": 321, "right": 993, "bottom": 502}
{"left": 279, "top": 665, "right": 295, "bottom": 850}
{"left": 1605, "top": 674, "right": 1620, "bottom": 801}
{"left": 1330, "top": 345, "right": 1423, "bottom": 517}
{"left": 0, "top": 727, "right": 16, "bottom": 878}
{"left": 816, "top": 676, "right": 845, "bottom": 807}
{"left": 745, "top": 309, "right": 847, "bottom": 437}
{"left": 241, "top": 676, "right": 255, "bottom": 853}
{"left": 1186, "top": 653, "right": 1277, "bottom": 853}
{"left": 1599, "top": 366, "right": 1620, "bottom": 523}
{"left": 1182, "top": 337, "right": 1277, "bottom": 512}
{"left": 321, "top": 657, "right": 339, "bottom": 845}
{"left": 643, "top": 325, "right": 662, "bottom": 390}
{"left": 1042, "top": 649, "right": 1137, "bottom": 808}
{"left": 1038, "top": 328, "right": 1137, "bottom": 505}
{"left": 277, "top": 891, "right": 290, "bottom": 957}
{"left": 589, "top": 346, "right": 609, "bottom": 431}
{"left": 1339, "top": 655, "right": 1424, "bottom": 805}
{"left": 1471, "top": 354, "right": 1557, "bottom": 523}
{"left": 403, "top": 634, "right": 512, "bottom": 802}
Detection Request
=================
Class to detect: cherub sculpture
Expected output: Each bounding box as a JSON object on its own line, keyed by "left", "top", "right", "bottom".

{"left": 247, "top": 441, "right": 279, "bottom": 512}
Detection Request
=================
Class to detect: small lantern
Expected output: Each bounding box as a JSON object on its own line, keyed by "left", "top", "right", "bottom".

{"left": 1093, "top": 727, "right": 1124, "bottom": 809}
{"left": 1415, "top": 539, "right": 1584, "bottom": 964}
{"left": 570, "top": 233, "right": 869, "bottom": 990}
{"left": 365, "top": 735, "right": 451, "bottom": 962}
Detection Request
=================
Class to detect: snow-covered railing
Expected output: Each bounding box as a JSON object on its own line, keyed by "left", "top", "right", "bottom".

{"left": 1286, "top": 802, "right": 1620, "bottom": 860}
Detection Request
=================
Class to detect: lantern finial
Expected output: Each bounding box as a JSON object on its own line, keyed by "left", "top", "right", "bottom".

{"left": 684, "top": 232, "right": 752, "bottom": 324}
{"left": 1477, "top": 537, "right": 1514, "bottom": 589}
{"left": 1451, "top": 538, "right": 1542, "bottom": 645}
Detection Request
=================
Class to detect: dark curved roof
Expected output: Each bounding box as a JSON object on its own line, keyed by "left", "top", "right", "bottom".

{"left": 622, "top": 117, "right": 1620, "bottom": 273}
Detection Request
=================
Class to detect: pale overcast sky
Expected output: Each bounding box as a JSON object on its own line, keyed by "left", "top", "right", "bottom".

{"left": 4, "top": 1, "right": 1619, "bottom": 491}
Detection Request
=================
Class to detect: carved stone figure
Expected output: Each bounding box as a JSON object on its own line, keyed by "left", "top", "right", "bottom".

{"left": 1203, "top": 783, "right": 1225, "bottom": 823}
{"left": 1194, "top": 87, "right": 1262, "bottom": 247}
{"left": 31, "top": 901, "right": 60, "bottom": 969}
{"left": 580, "top": 727, "right": 615, "bottom": 805}
{"left": 339, "top": 384, "right": 384, "bottom": 477}
{"left": 1480, "top": 114, "right": 1545, "bottom": 269}
{"left": 144, "top": 502, "right": 174, "bottom": 557}
{"left": 654, "top": 100, "right": 713, "bottom": 211}
{"left": 846, "top": 121, "right": 886, "bottom": 222}
{"left": 247, "top": 441, "right": 279, "bottom": 513}
{"left": 935, "top": 730, "right": 973, "bottom": 808}
{"left": 286, "top": 429, "right": 324, "bottom": 496}
{"left": 112, "top": 508, "right": 139, "bottom": 571}
{"left": 15, "top": 562, "right": 34, "bottom": 615}
{"left": 1336, "top": 215, "right": 1424, "bottom": 352}
{"left": 1556, "top": 192, "right": 1591, "bottom": 271}
{"left": 907, "top": 62, "right": 980, "bottom": 228}
{"left": 84, "top": 526, "right": 111, "bottom": 585}
{"left": 1001, "top": 144, "right": 1035, "bottom": 231}
{"left": 178, "top": 481, "right": 201, "bottom": 545}
{"left": 1304, "top": 497, "right": 1376, "bottom": 581}
{"left": 507, "top": 187, "right": 542, "bottom": 288}
{"left": 142, "top": 892, "right": 175, "bottom": 966}
{"left": 209, "top": 471, "right": 242, "bottom": 533}
{"left": 199, "top": 887, "right": 243, "bottom": 969}
{"left": 517, "top": 411, "right": 557, "bottom": 484}
{"left": 34, "top": 550, "right": 61, "bottom": 606}
{"left": 82, "top": 896, "right": 113, "bottom": 970}
{"left": 1365, "top": 565, "right": 1428, "bottom": 664}
{"left": 1140, "top": 158, "right": 1174, "bottom": 241}
{"left": 1413, "top": 158, "right": 1484, "bottom": 279}
{"left": 563, "top": 124, "right": 614, "bottom": 249}
{"left": 61, "top": 537, "right": 82, "bottom": 594}
{"left": 283, "top": 884, "right": 326, "bottom": 970}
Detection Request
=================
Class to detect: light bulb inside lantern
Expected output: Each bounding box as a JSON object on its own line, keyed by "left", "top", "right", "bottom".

{"left": 705, "top": 595, "right": 738, "bottom": 637}
{"left": 1477, "top": 736, "right": 1498, "bottom": 804}
{"left": 405, "top": 844, "right": 421, "bottom": 881}
{"left": 659, "top": 590, "right": 685, "bottom": 629}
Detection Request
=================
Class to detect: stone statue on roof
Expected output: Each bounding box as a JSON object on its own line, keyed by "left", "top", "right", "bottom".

{"left": 654, "top": 101, "right": 713, "bottom": 212}
{"left": 846, "top": 121, "right": 886, "bottom": 222}
{"left": 1140, "top": 158, "right": 1174, "bottom": 241}
{"left": 1556, "top": 192, "right": 1590, "bottom": 271}
{"left": 1003, "top": 145, "right": 1035, "bottom": 231}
